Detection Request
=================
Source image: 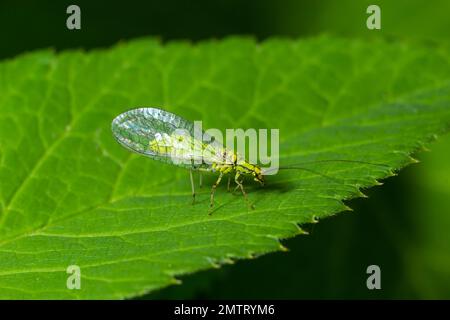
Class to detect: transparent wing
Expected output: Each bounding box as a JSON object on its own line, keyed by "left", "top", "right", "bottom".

{"left": 111, "top": 107, "right": 224, "bottom": 170}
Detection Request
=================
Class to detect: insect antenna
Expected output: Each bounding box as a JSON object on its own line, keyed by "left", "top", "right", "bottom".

{"left": 270, "top": 165, "right": 341, "bottom": 183}
{"left": 262, "top": 159, "right": 391, "bottom": 183}
{"left": 279, "top": 159, "right": 390, "bottom": 169}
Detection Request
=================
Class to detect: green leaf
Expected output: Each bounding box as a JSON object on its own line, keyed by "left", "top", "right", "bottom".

{"left": 0, "top": 36, "right": 449, "bottom": 299}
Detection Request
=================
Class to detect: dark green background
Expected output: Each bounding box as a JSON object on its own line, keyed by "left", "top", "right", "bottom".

{"left": 2, "top": 0, "right": 449, "bottom": 299}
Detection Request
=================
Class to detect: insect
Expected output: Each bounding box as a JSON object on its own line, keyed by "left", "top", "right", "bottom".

{"left": 111, "top": 107, "right": 264, "bottom": 213}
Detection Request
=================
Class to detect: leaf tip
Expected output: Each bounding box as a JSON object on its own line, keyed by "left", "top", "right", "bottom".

{"left": 408, "top": 156, "right": 420, "bottom": 164}
{"left": 311, "top": 215, "right": 320, "bottom": 223}
{"left": 171, "top": 278, "right": 182, "bottom": 285}
{"left": 343, "top": 205, "right": 354, "bottom": 212}
{"left": 297, "top": 227, "right": 309, "bottom": 235}
{"left": 206, "top": 257, "right": 221, "bottom": 269}
{"left": 356, "top": 191, "right": 368, "bottom": 198}
{"left": 373, "top": 179, "right": 384, "bottom": 186}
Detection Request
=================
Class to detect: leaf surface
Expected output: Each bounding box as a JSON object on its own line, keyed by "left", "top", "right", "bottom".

{"left": 0, "top": 37, "right": 449, "bottom": 298}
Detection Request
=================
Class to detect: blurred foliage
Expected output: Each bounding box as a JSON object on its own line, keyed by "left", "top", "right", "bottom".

{"left": 1, "top": 0, "right": 449, "bottom": 299}
{"left": 2, "top": 0, "right": 450, "bottom": 60}
{"left": 277, "top": 0, "right": 450, "bottom": 42}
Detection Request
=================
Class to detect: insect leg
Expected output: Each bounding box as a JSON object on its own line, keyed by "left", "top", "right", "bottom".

{"left": 234, "top": 172, "right": 254, "bottom": 210}
{"left": 190, "top": 170, "right": 195, "bottom": 204}
{"left": 209, "top": 172, "right": 224, "bottom": 214}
